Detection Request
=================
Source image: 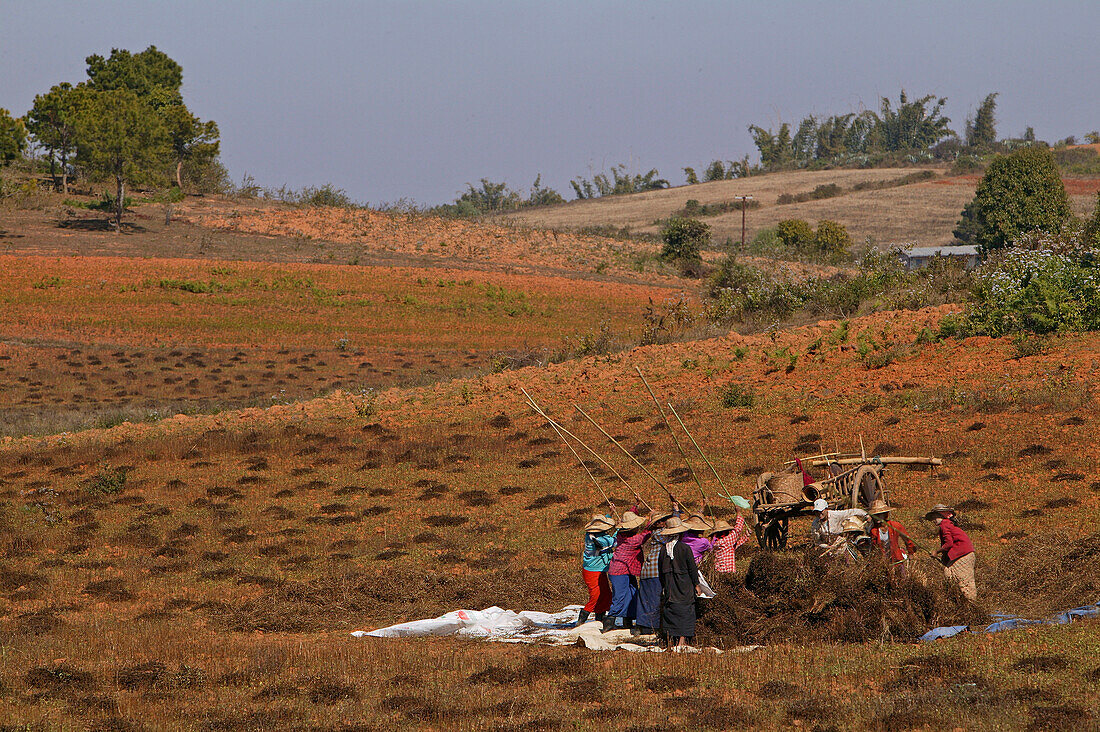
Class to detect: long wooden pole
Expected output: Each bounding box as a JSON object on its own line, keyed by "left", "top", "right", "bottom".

{"left": 806, "top": 456, "right": 943, "bottom": 468}
{"left": 666, "top": 402, "right": 729, "bottom": 499}
{"left": 573, "top": 404, "right": 667, "bottom": 505}
{"left": 635, "top": 367, "right": 708, "bottom": 511}
{"left": 522, "top": 389, "right": 649, "bottom": 510}
{"left": 524, "top": 398, "right": 619, "bottom": 519}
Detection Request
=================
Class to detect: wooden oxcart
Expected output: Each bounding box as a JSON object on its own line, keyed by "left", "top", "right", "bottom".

{"left": 752, "top": 455, "right": 941, "bottom": 549}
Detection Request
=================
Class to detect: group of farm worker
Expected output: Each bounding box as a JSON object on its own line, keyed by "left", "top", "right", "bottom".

{"left": 580, "top": 498, "right": 751, "bottom": 649}
{"left": 580, "top": 497, "right": 978, "bottom": 648}
{"left": 810, "top": 499, "right": 978, "bottom": 601}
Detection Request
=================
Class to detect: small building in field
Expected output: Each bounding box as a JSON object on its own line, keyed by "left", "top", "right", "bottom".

{"left": 897, "top": 244, "right": 980, "bottom": 271}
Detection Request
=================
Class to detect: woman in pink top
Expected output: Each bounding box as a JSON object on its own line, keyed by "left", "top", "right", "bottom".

{"left": 603, "top": 511, "right": 650, "bottom": 632}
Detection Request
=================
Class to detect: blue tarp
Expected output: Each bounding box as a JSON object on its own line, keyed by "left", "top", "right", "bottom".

{"left": 920, "top": 601, "right": 1100, "bottom": 642}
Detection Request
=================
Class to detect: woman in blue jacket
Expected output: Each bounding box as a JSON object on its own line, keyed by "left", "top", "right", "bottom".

{"left": 578, "top": 514, "right": 616, "bottom": 625}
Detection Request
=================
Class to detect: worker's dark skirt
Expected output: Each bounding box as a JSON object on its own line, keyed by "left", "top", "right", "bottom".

{"left": 661, "top": 601, "right": 696, "bottom": 638}
{"left": 636, "top": 577, "right": 662, "bottom": 629}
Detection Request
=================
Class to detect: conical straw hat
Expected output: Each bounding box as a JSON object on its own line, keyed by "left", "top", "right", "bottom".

{"left": 658, "top": 516, "right": 691, "bottom": 536}
{"left": 584, "top": 514, "right": 615, "bottom": 533}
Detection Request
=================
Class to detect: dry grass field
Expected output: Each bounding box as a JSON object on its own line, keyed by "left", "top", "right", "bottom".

{"left": 0, "top": 193, "right": 1098, "bottom": 730}
{"left": 499, "top": 167, "right": 1100, "bottom": 248}
{"left": 0, "top": 203, "right": 683, "bottom": 437}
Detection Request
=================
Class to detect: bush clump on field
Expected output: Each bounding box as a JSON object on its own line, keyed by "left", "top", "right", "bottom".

{"left": 719, "top": 382, "right": 754, "bottom": 408}
{"left": 87, "top": 465, "right": 128, "bottom": 495}
{"left": 814, "top": 219, "right": 852, "bottom": 255}
{"left": 953, "top": 145, "right": 1072, "bottom": 254}
{"left": 941, "top": 239, "right": 1100, "bottom": 336}
{"left": 776, "top": 182, "right": 842, "bottom": 205}
{"left": 775, "top": 219, "right": 814, "bottom": 251}
{"left": 707, "top": 252, "right": 971, "bottom": 327}
{"left": 660, "top": 216, "right": 709, "bottom": 261}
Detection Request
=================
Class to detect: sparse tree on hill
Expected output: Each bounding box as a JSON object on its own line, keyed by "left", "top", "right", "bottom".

{"left": 570, "top": 164, "right": 668, "bottom": 199}
{"left": 875, "top": 90, "right": 954, "bottom": 152}
{"left": 683, "top": 167, "right": 699, "bottom": 185}
{"left": 704, "top": 160, "right": 727, "bottom": 182}
{"left": 25, "top": 83, "right": 82, "bottom": 192}
{"left": 966, "top": 93, "right": 998, "bottom": 148}
{"left": 74, "top": 89, "right": 169, "bottom": 229}
{"left": 0, "top": 108, "right": 27, "bottom": 165}
{"left": 749, "top": 123, "right": 793, "bottom": 169}
{"left": 458, "top": 178, "right": 521, "bottom": 212}
{"left": 161, "top": 104, "right": 220, "bottom": 191}
{"left": 954, "top": 145, "right": 1071, "bottom": 254}
{"left": 85, "top": 45, "right": 183, "bottom": 106}
{"left": 525, "top": 174, "right": 564, "bottom": 207}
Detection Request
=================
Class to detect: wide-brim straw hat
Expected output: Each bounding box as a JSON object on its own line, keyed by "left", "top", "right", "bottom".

{"left": 705, "top": 519, "right": 734, "bottom": 537}
{"left": 584, "top": 514, "right": 615, "bottom": 533}
{"left": 924, "top": 503, "right": 956, "bottom": 520}
{"left": 684, "top": 514, "right": 715, "bottom": 532}
{"left": 647, "top": 510, "right": 675, "bottom": 527}
{"left": 658, "top": 516, "right": 691, "bottom": 536}
{"left": 869, "top": 500, "right": 893, "bottom": 516}
{"left": 618, "top": 511, "right": 648, "bottom": 531}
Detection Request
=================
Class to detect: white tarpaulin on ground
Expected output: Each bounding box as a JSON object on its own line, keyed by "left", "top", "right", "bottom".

{"left": 353, "top": 605, "right": 760, "bottom": 654}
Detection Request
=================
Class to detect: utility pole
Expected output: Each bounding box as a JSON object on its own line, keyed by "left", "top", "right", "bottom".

{"left": 734, "top": 195, "right": 754, "bottom": 253}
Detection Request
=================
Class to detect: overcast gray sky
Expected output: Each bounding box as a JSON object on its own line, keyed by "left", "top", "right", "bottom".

{"left": 3, "top": 1, "right": 1098, "bottom": 205}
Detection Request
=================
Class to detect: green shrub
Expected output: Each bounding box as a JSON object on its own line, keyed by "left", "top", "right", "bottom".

{"left": 719, "top": 382, "right": 754, "bottom": 408}
{"left": 300, "top": 184, "right": 353, "bottom": 208}
{"left": 1085, "top": 192, "right": 1100, "bottom": 249}
{"left": 814, "top": 219, "right": 852, "bottom": 255}
{"left": 776, "top": 219, "right": 814, "bottom": 250}
{"left": 954, "top": 145, "right": 1072, "bottom": 254}
{"left": 951, "top": 242, "right": 1100, "bottom": 336}
{"left": 778, "top": 183, "right": 841, "bottom": 203}
{"left": 1011, "top": 332, "right": 1050, "bottom": 359}
{"left": 1053, "top": 146, "right": 1100, "bottom": 175}
{"left": 346, "top": 387, "right": 377, "bottom": 417}
{"left": 87, "top": 466, "right": 128, "bottom": 494}
{"left": 862, "top": 345, "right": 899, "bottom": 369}
{"left": 707, "top": 256, "right": 761, "bottom": 297}
{"left": 661, "top": 216, "right": 709, "bottom": 261}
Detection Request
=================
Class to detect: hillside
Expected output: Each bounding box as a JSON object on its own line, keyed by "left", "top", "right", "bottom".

{"left": 499, "top": 166, "right": 1100, "bottom": 248}
{"left": 1, "top": 189, "right": 1098, "bottom": 730}
{"left": 1, "top": 302, "right": 1098, "bottom": 729}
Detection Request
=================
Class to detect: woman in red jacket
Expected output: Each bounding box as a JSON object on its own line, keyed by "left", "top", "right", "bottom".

{"left": 868, "top": 500, "right": 916, "bottom": 578}
{"left": 925, "top": 503, "right": 977, "bottom": 601}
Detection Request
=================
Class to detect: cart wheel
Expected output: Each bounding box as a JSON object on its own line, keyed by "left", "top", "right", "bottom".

{"left": 757, "top": 516, "right": 789, "bottom": 550}
{"left": 754, "top": 516, "right": 767, "bottom": 548}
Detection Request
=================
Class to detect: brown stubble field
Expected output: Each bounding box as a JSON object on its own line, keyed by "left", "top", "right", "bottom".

{"left": 2, "top": 294, "right": 1099, "bottom": 728}
{"left": 0, "top": 191, "right": 1099, "bottom": 730}
{"left": 0, "top": 249, "right": 680, "bottom": 437}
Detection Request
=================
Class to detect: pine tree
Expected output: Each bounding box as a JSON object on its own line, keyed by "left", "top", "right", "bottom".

{"left": 966, "top": 93, "right": 998, "bottom": 148}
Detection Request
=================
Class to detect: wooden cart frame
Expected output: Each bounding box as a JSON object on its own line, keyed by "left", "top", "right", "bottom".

{"left": 752, "top": 460, "right": 894, "bottom": 550}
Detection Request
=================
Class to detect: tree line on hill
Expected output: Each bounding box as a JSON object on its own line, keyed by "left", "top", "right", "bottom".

{"left": 430, "top": 89, "right": 1099, "bottom": 216}
{"left": 0, "top": 46, "right": 222, "bottom": 228}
